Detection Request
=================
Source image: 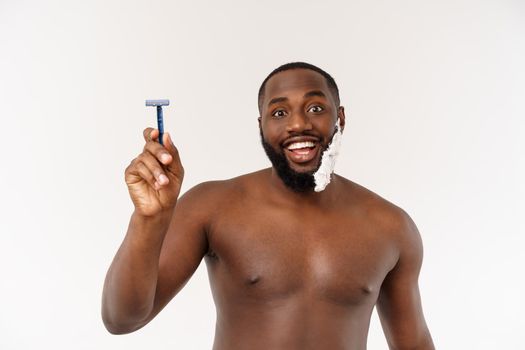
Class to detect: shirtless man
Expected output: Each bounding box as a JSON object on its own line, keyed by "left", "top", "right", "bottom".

{"left": 102, "top": 62, "right": 435, "bottom": 349}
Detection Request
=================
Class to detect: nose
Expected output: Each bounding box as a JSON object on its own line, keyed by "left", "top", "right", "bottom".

{"left": 286, "top": 110, "right": 312, "bottom": 133}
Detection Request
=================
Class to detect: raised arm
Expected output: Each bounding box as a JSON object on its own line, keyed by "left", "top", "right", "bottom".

{"left": 101, "top": 128, "right": 211, "bottom": 334}
{"left": 377, "top": 211, "right": 435, "bottom": 350}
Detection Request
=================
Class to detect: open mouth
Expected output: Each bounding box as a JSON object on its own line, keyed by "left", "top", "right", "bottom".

{"left": 284, "top": 141, "right": 320, "bottom": 164}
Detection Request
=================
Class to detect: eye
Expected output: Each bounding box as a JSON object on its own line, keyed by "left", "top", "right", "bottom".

{"left": 271, "top": 109, "right": 287, "bottom": 118}
{"left": 308, "top": 105, "right": 324, "bottom": 113}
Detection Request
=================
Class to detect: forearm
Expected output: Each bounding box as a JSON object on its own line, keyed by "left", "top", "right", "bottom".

{"left": 102, "top": 209, "right": 173, "bottom": 333}
{"left": 411, "top": 334, "right": 435, "bottom": 350}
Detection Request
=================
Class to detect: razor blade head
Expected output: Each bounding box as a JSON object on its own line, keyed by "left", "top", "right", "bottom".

{"left": 145, "top": 99, "right": 170, "bottom": 107}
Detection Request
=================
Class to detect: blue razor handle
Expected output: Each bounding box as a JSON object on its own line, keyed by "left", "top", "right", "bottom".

{"left": 157, "top": 106, "right": 164, "bottom": 145}
{"left": 145, "top": 99, "right": 170, "bottom": 145}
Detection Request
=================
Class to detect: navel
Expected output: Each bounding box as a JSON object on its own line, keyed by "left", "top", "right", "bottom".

{"left": 247, "top": 275, "right": 261, "bottom": 285}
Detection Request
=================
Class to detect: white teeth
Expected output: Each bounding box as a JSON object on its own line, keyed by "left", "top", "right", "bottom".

{"left": 287, "top": 141, "right": 316, "bottom": 150}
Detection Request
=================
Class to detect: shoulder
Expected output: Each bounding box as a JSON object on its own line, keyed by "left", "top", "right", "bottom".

{"left": 336, "top": 175, "right": 422, "bottom": 251}
{"left": 177, "top": 169, "right": 265, "bottom": 207}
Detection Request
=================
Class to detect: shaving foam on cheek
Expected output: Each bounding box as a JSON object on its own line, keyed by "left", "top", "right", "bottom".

{"left": 314, "top": 118, "right": 343, "bottom": 192}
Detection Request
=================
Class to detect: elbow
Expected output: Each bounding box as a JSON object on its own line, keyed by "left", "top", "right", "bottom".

{"left": 103, "top": 324, "right": 136, "bottom": 335}
{"left": 100, "top": 277, "right": 155, "bottom": 334}
{"left": 103, "top": 322, "right": 131, "bottom": 335}
{"left": 102, "top": 315, "right": 147, "bottom": 335}
{"left": 101, "top": 306, "right": 150, "bottom": 335}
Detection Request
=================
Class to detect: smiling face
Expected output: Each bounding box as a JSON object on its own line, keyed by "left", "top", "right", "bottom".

{"left": 258, "top": 68, "right": 345, "bottom": 192}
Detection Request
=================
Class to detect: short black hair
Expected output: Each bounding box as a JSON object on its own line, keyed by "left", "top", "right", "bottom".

{"left": 258, "top": 62, "right": 340, "bottom": 114}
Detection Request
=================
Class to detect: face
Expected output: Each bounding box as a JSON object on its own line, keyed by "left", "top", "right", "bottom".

{"left": 258, "top": 68, "right": 345, "bottom": 192}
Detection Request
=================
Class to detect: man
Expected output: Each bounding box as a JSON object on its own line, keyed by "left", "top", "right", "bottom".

{"left": 102, "top": 62, "right": 435, "bottom": 349}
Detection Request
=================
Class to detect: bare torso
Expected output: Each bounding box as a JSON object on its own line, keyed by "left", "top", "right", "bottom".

{"left": 203, "top": 169, "right": 401, "bottom": 349}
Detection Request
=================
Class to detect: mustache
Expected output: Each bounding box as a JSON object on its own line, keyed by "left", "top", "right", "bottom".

{"left": 258, "top": 130, "right": 331, "bottom": 149}
{"left": 278, "top": 125, "right": 338, "bottom": 148}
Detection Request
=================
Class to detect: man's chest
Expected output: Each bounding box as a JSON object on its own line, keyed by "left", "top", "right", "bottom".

{"left": 205, "top": 206, "right": 398, "bottom": 307}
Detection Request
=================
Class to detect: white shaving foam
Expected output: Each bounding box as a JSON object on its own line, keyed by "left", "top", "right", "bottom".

{"left": 313, "top": 119, "right": 342, "bottom": 192}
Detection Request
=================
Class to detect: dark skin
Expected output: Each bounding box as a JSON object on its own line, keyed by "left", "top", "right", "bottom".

{"left": 102, "top": 69, "right": 434, "bottom": 349}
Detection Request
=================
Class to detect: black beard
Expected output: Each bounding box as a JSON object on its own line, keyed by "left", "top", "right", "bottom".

{"left": 259, "top": 128, "right": 324, "bottom": 193}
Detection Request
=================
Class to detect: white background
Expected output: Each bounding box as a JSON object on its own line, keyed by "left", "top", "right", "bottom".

{"left": 1, "top": 0, "right": 524, "bottom": 349}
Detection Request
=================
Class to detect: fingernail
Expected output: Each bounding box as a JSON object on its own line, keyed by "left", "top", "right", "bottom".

{"left": 159, "top": 174, "right": 169, "bottom": 184}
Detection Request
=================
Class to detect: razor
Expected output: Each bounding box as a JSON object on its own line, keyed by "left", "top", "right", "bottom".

{"left": 145, "top": 99, "right": 170, "bottom": 145}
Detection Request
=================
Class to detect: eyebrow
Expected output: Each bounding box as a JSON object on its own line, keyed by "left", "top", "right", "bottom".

{"left": 267, "top": 90, "right": 328, "bottom": 107}
{"left": 303, "top": 90, "right": 327, "bottom": 99}
{"left": 268, "top": 96, "right": 288, "bottom": 107}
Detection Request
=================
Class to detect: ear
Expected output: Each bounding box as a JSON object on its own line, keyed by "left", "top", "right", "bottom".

{"left": 337, "top": 106, "right": 346, "bottom": 133}
{"left": 258, "top": 116, "right": 262, "bottom": 127}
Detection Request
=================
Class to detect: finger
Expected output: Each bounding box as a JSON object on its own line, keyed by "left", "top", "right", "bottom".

{"left": 143, "top": 137, "right": 173, "bottom": 166}
{"left": 137, "top": 152, "right": 170, "bottom": 186}
{"left": 135, "top": 160, "right": 160, "bottom": 189}
{"left": 162, "top": 133, "right": 183, "bottom": 172}
{"left": 143, "top": 128, "right": 159, "bottom": 142}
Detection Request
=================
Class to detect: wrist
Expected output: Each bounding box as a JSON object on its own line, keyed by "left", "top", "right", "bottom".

{"left": 129, "top": 208, "right": 174, "bottom": 243}
{"left": 132, "top": 207, "right": 173, "bottom": 222}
